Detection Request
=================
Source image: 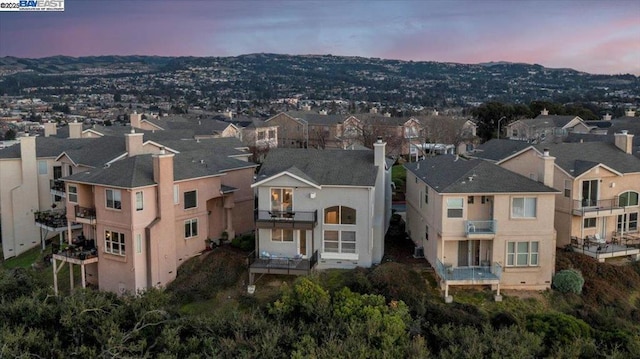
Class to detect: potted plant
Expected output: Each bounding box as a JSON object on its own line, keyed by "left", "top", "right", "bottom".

{"left": 220, "top": 231, "right": 229, "bottom": 243}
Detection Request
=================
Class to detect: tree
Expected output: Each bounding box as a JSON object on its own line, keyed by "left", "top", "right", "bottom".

{"left": 5, "top": 128, "right": 16, "bottom": 140}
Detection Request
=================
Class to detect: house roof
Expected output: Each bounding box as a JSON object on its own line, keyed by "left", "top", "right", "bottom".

{"left": 471, "top": 139, "right": 532, "bottom": 162}
{"left": 63, "top": 150, "right": 256, "bottom": 188}
{"left": 256, "top": 148, "right": 379, "bottom": 187}
{"left": 514, "top": 115, "right": 580, "bottom": 128}
{"left": 404, "top": 155, "right": 557, "bottom": 194}
{"left": 534, "top": 142, "right": 640, "bottom": 176}
{"left": 286, "top": 111, "right": 345, "bottom": 125}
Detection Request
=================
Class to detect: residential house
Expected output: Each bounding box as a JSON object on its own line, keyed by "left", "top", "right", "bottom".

{"left": 248, "top": 138, "right": 393, "bottom": 284}
{"left": 58, "top": 134, "right": 257, "bottom": 294}
{"left": 265, "top": 112, "right": 309, "bottom": 148}
{"left": 405, "top": 155, "right": 559, "bottom": 302}
{"left": 505, "top": 109, "right": 588, "bottom": 143}
{"left": 474, "top": 136, "right": 640, "bottom": 262}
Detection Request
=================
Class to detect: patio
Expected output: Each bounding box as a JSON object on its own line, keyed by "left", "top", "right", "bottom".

{"left": 570, "top": 236, "right": 640, "bottom": 262}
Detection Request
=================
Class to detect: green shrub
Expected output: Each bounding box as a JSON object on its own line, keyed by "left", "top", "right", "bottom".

{"left": 230, "top": 233, "right": 255, "bottom": 252}
{"left": 552, "top": 269, "right": 585, "bottom": 294}
{"left": 526, "top": 312, "right": 592, "bottom": 347}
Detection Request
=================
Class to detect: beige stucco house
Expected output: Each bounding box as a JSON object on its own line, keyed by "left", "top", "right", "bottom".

{"left": 404, "top": 155, "right": 559, "bottom": 302}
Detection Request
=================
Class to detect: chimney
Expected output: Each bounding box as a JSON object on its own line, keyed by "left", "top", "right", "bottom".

{"left": 383, "top": 112, "right": 391, "bottom": 117}
{"left": 20, "top": 134, "right": 37, "bottom": 180}
{"left": 614, "top": 130, "right": 634, "bottom": 154}
{"left": 130, "top": 111, "right": 142, "bottom": 129}
{"left": 68, "top": 121, "right": 82, "bottom": 139}
{"left": 150, "top": 149, "right": 177, "bottom": 288}
{"left": 369, "top": 107, "right": 378, "bottom": 114}
{"left": 301, "top": 104, "right": 311, "bottom": 111}
{"left": 540, "top": 108, "right": 549, "bottom": 116}
{"left": 125, "top": 129, "right": 144, "bottom": 157}
{"left": 224, "top": 109, "right": 233, "bottom": 119}
{"left": 603, "top": 113, "right": 612, "bottom": 121}
{"left": 625, "top": 109, "right": 636, "bottom": 117}
{"left": 372, "top": 136, "right": 387, "bottom": 264}
{"left": 43, "top": 121, "right": 57, "bottom": 137}
{"left": 319, "top": 109, "right": 327, "bottom": 115}
{"left": 541, "top": 148, "right": 555, "bottom": 188}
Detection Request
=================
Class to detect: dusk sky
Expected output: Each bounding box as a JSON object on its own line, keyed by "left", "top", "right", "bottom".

{"left": 1, "top": 0, "right": 638, "bottom": 75}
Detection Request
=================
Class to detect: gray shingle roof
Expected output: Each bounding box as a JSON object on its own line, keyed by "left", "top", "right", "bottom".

{"left": 535, "top": 142, "right": 640, "bottom": 176}
{"left": 405, "top": 155, "right": 557, "bottom": 194}
{"left": 257, "top": 148, "right": 378, "bottom": 186}
{"left": 519, "top": 115, "right": 579, "bottom": 128}
{"left": 286, "top": 111, "right": 345, "bottom": 125}
{"left": 472, "top": 139, "right": 532, "bottom": 162}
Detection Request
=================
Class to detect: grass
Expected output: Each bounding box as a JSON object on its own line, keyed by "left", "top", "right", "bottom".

{"left": 1, "top": 245, "right": 44, "bottom": 269}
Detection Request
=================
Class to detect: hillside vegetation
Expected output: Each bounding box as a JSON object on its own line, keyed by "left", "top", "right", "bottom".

{"left": 1, "top": 241, "right": 639, "bottom": 357}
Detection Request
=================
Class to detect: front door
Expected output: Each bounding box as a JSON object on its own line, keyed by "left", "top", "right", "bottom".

{"left": 582, "top": 179, "right": 598, "bottom": 207}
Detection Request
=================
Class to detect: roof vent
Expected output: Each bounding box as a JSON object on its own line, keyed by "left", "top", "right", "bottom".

{"left": 200, "top": 159, "right": 205, "bottom": 164}
{"left": 468, "top": 176, "right": 473, "bottom": 181}
{"left": 621, "top": 130, "right": 628, "bottom": 135}
{"left": 376, "top": 136, "right": 382, "bottom": 143}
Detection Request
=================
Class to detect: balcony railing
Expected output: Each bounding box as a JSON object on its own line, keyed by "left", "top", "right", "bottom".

{"left": 34, "top": 209, "right": 68, "bottom": 229}
{"left": 465, "top": 220, "right": 497, "bottom": 235}
{"left": 248, "top": 250, "right": 318, "bottom": 275}
{"left": 255, "top": 210, "right": 318, "bottom": 229}
{"left": 435, "top": 258, "right": 502, "bottom": 283}
{"left": 74, "top": 205, "right": 96, "bottom": 223}
{"left": 50, "top": 179, "right": 66, "bottom": 193}
{"left": 572, "top": 198, "right": 623, "bottom": 216}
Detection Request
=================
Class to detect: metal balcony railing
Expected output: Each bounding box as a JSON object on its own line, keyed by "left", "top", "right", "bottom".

{"left": 435, "top": 258, "right": 502, "bottom": 282}
{"left": 465, "top": 220, "right": 497, "bottom": 235}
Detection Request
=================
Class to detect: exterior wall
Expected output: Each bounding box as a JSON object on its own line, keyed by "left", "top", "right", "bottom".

{"left": 255, "top": 175, "right": 377, "bottom": 269}
{"left": 223, "top": 167, "right": 256, "bottom": 236}
{"left": 0, "top": 136, "right": 40, "bottom": 259}
{"left": 266, "top": 113, "right": 306, "bottom": 148}
{"left": 243, "top": 126, "right": 278, "bottom": 149}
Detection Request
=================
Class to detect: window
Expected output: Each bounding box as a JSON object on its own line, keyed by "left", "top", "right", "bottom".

{"left": 68, "top": 185, "right": 78, "bottom": 203}
{"left": 618, "top": 191, "right": 639, "bottom": 207}
{"left": 106, "top": 189, "right": 122, "bottom": 210}
{"left": 271, "top": 188, "right": 293, "bottom": 213}
{"left": 135, "top": 191, "right": 143, "bottom": 211}
{"left": 583, "top": 218, "right": 596, "bottom": 229}
{"left": 424, "top": 186, "right": 428, "bottom": 204}
{"left": 618, "top": 213, "right": 638, "bottom": 232}
{"left": 173, "top": 185, "right": 179, "bottom": 204}
{"left": 38, "top": 160, "right": 47, "bottom": 175}
{"left": 184, "top": 190, "right": 197, "bottom": 209}
{"left": 184, "top": 219, "right": 198, "bottom": 238}
{"left": 512, "top": 197, "right": 536, "bottom": 218}
{"left": 564, "top": 180, "right": 572, "bottom": 198}
{"left": 425, "top": 225, "right": 429, "bottom": 240}
{"left": 447, "top": 198, "right": 463, "bottom": 218}
{"left": 268, "top": 130, "right": 275, "bottom": 139}
{"left": 324, "top": 206, "right": 356, "bottom": 224}
{"left": 136, "top": 233, "right": 142, "bottom": 254}
{"left": 53, "top": 166, "right": 62, "bottom": 179}
{"left": 467, "top": 196, "right": 474, "bottom": 204}
{"left": 323, "top": 230, "right": 356, "bottom": 253}
{"left": 271, "top": 229, "right": 293, "bottom": 242}
{"left": 105, "top": 230, "right": 125, "bottom": 256}
{"left": 506, "top": 241, "right": 539, "bottom": 267}
{"left": 257, "top": 131, "right": 265, "bottom": 140}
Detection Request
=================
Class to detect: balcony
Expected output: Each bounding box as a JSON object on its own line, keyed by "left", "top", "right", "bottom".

{"left": 435, "top": 258, "right": 502, "bottom": 285}
{"left": 248, "top": 250, "right": 318, "bottom": 284}
{"left": 50, "top": 179, "right": 66, "bottom": 197}
{"left": 572, "top": 198, "right": 625, "bottom": 217}
{"left": 255, "top": 210, "right": 318, "bottom": 230}
{"left": 570, "top": 235, "right": 640, "bottom": 262}
{"left": 465, "top": 220, "right": 496, "bottom": 239}
{"left": 34, "top": 210, "right": 81, "bottom": 232}
{"left": 74, "top": 205, "right": 96, "bottom": 225}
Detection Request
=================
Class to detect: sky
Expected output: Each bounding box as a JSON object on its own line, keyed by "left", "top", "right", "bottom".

{"left": 0, "top": 0, "right": 639, "bottom": 75}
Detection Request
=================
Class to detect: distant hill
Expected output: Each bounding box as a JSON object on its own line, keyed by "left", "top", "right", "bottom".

{"left": 0, "top": 54, "right": 637, "bottom": 106}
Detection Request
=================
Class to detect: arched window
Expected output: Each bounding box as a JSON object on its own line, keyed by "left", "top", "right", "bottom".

{"left": 324, "top": 206, "right": 356, "bottom": 225}
{"left": 619, "top": 191, "right": 639, "bottom": 207}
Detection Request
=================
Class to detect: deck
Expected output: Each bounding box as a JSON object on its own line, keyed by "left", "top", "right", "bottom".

{"left": 248, "top": 250, "right": 318, "bottom": 284}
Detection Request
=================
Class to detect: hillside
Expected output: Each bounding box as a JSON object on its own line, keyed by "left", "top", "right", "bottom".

{"left": 1, "top": 54, "right": 637, "bottom": 106}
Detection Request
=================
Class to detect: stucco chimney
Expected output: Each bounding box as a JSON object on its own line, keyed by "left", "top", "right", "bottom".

{"left": 369, "top": 107, "right": 378, "bottom": 114}
{"left": 153, "top": 149, "right": 174, "bottom": 210}
{"left": 20, "top": 134, "right": 37, "bottom": 179}
{"left": 43, "top": 121, "right": 57, "bottom": 137}
{"left": 68, "top": 121, "right": 82, "bottom": 139}
{"left": 540, "top": 108, "right": 549, "bottom": 116}
{"left": 130, "top": 111, "right": 142, "bottom": 129}
{"left": 614, "top": 130, "right": 634, "bottom": 154}
{"left": 383, "top": 112, "right": 391, "bottom": 117}
{"left": 541, "top": 148, "right": 555, "bottom": 188}
{"left": 625, "top": 109, "right": 636, "bottom": 117}
{"left": 603, "top": 113, "right": 612, "bottom": 121}
{"left": 125, "top": 129, "right": 144, "bottom": 157}
{"left": 372, "top": 136, "right": 387, "bottom": 264}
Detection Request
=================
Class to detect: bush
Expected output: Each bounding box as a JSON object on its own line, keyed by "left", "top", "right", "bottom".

{"left": 552, "top": 269, "right": 584, "bottom": 294}
{"left": 231, "top": 233, "right": 255, "bottom": 252}
{"left": 526, "top": 312, "right": 592, "bottom": 347}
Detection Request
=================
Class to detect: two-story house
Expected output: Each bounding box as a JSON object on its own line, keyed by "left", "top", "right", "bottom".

{"left": 248, "top": 138, "right": 392, "bottom": 284}
{"left": 405, "top": 155, "right": 558, "bottom": 302}
{"left": 505, "top": 109, "right": 588, "bottom": 143}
